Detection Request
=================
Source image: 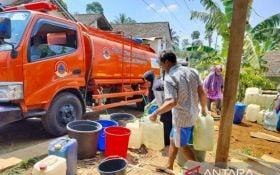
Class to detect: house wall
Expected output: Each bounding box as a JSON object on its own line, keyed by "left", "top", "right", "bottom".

{"left": 148, "top": 38, "right": 168, "bottom": 55}
{"left": 91, "top": 20, "right": 98, "bottom": 28}
{"left": 264, "top": 51, "right": 280, "bottom": 78}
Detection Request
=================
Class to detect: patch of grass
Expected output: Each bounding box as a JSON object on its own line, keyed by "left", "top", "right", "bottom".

{"left": 1, "top": 156, "right": 44, "bottom": 175}
{"left": 19, "top": 157, "right": 42, "bottom": 169}
{"left": 241, "top": 146, "right": 255, "bottom": 156}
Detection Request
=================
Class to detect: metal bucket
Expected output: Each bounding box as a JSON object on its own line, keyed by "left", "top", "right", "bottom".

{"left": 97, "top": 157, "right": 127, "bottom": 175}
{"left": 67, "top": 120, "right": 102, "bottom": 159}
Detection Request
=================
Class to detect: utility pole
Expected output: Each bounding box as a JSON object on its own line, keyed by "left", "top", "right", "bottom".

{"left": 215, "top": 0, "right": 250, "bottom": 168}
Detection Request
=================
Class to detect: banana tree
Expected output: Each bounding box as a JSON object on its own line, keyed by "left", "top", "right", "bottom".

{"left": 191, "top": 0, "right": 280, "bottom": 69}
{"left": 186, "top": 45, "right": 223, "bottom": 70}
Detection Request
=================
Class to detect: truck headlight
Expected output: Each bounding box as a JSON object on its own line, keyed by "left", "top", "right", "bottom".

{"left": 0, "top": 82, "right": 23, "bottom": 102}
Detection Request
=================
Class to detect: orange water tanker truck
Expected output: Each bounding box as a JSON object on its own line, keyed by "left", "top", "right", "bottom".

{"left": 0, "top": 2, "right": 160, "bottom": 136}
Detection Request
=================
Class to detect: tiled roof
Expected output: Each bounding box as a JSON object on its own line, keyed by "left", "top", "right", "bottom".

{"left": 73, "top": 14, "right": 112, "bottom": 31}
{"left": 112, "top": 22, "right": 172, "bottom": 44}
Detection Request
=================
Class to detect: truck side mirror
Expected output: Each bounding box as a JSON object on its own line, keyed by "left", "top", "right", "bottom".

{"left": 0, "top": 17, "right": 11, "bottom": 39}
{"left": 0, "top": 17, "right": 18, "bottom": 58}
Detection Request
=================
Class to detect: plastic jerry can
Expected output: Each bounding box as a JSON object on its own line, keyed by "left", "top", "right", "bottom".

{"left": 48, "top": 137, "right": 77, "bottom": 175}
{"left": 245, "top": 104, "right": 260, "bottom": 122}
{"left": 193, "top": 113, "right": 214, "bottom": 151}
{"left": 257, "top": 110, "right": 265, "bottom": 125}
{"left": 141, "top": 118, "right": 164, "bottom": 151}
{"left": 244, "top": 88, "right": 260, "bottom": 104}
{"left": 126, "top": 120, "right": 143, "bottom": 149}
{"left": 32, "top": 155, "right": 66, "bottom": 175}
{"left": 264, "top": 111, "right": 278, "bottom": 131}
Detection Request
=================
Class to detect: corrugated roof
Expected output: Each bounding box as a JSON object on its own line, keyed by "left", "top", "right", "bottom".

{"left": 112, "top": 22, "right": 172, "bottom": 44}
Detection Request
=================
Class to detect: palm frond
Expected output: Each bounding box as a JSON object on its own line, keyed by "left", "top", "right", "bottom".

{"left": 252, "top": 13, "right": 280, "bottom": 34}
{"left": 191, "top": 11, "right": 210, "bottom": 23}
{"left": 243, "top": 33, "right": 260, "bottom": 69}
{"left": 222, "top": 0, "right": 233, "bottom": 24}
{"left": 253, "top": 28, "right": 280, "bottom": 41}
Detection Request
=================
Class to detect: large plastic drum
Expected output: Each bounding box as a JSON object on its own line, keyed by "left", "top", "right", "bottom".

{"left": 233, "top": 102, "right": 246, "bottom": 124}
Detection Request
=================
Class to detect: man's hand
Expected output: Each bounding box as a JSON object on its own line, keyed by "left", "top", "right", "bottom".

{"left": 144, "top": 104, "right": 150, "bottom": 111}
{"left": 201, "top": 110, "right": 207, "bottom": 116}
{"left": 149, "top": 112, "right": 158, "bottom": 122}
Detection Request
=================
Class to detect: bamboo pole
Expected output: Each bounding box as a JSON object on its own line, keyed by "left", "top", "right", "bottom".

{"left": 215, "top": 0, "right": 250, "bottom": 168}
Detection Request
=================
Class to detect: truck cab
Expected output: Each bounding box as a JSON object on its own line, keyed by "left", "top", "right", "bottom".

{"left": 0, "top": 9, "right": 86, "bottom": 136}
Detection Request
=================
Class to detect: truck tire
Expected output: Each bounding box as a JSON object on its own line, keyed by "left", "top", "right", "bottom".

{"left": 42, "top": 92, "right": 83, "bottom": 136}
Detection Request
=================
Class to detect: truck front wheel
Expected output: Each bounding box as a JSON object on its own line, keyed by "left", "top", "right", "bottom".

{"left": 42, "top": 92, "right": 83, "bottom": 136}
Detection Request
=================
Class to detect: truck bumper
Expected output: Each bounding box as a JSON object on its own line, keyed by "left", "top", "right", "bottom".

{"left": 0, "top": 105, "right": 22, "bottom": 127}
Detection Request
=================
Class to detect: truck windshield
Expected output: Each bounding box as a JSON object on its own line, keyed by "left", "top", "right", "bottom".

{"left": 0, "top": 11, "right": 31, "bottom": 51}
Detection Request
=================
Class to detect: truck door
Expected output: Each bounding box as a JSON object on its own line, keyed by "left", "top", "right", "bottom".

{"left": 23, "top": 18, "right": 84, "bottom": 108}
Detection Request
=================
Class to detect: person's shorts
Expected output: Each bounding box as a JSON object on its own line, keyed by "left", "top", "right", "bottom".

{"left": 170, "top": 126, "right": 193, "bottom": 147}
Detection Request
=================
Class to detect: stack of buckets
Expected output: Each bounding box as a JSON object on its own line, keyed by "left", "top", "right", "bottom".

{"left": 33, "top": 114, "right": 134, "bottom": 175}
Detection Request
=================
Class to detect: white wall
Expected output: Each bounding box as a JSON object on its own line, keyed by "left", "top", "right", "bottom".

{"left": 148, "top": 39, "right": 168, "bottom": 55}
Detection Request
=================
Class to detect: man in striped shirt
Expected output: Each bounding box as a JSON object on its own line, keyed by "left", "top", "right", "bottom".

{"left": 149, "top": 50, "right": 207, "bottom": 170}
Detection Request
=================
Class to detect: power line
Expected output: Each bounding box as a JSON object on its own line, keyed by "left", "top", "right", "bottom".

{"left": 252, "top": 7, "right": 265, "bottom": 19}
{"left": 141, "top": 0, "right": 184, "bottom": 34}
{"left": 142, "top": 0, "right": 166, "bottom": 20}
{"left": 159, "top": 0, "right": 187, "bottom": 32}
{"left": 183, "top": 0, "right": 192, "bottom": 12}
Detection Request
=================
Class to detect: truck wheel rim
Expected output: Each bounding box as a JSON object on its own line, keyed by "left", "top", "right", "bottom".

{"left": 58, "top": 104, "right": 76, "bottom": 125}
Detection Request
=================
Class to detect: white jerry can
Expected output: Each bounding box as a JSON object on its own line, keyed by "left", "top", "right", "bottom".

{"left": 245, "top": 104, "right": 260, "bottom": 122}
{"left": 126, "top": 120, "right": 143, "bottom": 149}
{"left": 193, "top": 113, "right": 214, "bottom": 151}
{"left": 32, "top": 155, "right": 66, "bottom": 175}
{"left": 141, "top": 118, "right": 164, "bottom": 151}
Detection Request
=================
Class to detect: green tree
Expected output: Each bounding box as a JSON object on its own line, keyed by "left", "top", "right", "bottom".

{"left": 111, "top": 13, "right": 136, "bottom": 24}
{"left": 182, "top": 39, "right": 190, "bottom": 49}
{"left": 86, "top": 2, "right": 104, "bottom": 14}
{"left": 191, "top": 0, "right": 280, "bottom": 69}
{"left": 170, "top": 28, "right": 179, "bottom": 50}
{"left": 191, "top": 30, "right": 200, "bottom": 40}
{"left": 191, "top": 0, "right": 279, "bottom": 99}
{"left": 190, "top": 31, "right": 203, "bottom": 46}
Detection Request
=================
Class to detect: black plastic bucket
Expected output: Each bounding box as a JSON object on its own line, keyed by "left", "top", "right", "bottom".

{"left": 110, "top": 113, "right": 136, "bottom": 127}
{"left": 67, "top": 120, "right": 102, "bottom": 159}
{"left": 97, "top": 157, "right": 128, "bottom": 175}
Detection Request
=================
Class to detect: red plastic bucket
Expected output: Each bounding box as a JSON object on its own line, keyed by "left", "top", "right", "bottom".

{"left": 104, "top": 127, "right": 131, "bottom": 158}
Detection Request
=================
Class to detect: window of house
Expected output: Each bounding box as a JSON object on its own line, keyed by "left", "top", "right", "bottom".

{"left": 28, "top": 19, "right": 77, "bottom": 62}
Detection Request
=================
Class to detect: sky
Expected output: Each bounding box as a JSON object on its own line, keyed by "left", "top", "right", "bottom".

{"left": 64, "top": 0, "right": 280, "bottom": 47}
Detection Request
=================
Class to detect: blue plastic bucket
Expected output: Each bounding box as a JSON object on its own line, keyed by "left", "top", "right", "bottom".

{"left": 96, "top": 120, "right": 118, "bottom": 151}
{"left": 233, "top": 102, "right": 247, "bottom": 124}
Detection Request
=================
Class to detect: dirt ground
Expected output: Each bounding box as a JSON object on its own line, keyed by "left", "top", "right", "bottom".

{"left": 1, "top": 106, "right": 280, "bottom": 174}
{"left": 226, "top": 120, "right": 280, "bottom": 159}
